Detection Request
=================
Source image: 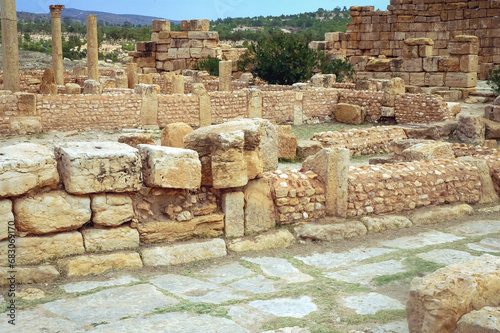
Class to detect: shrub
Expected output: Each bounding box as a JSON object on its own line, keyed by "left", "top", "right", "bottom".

{"left": 317, "top": 53, "right": 355, "bottom": 83}
{"left": 193, "top": 56, "right": 221, "bottom": 76}
{"left": 487, "top": 67, "right": 500, "bottom": 95}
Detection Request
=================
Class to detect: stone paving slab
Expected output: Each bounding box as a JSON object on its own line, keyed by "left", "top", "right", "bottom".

{"left": 468, "top": 238, "right": 500, "bottom": 253}
{"left": 295, "top": 247, "right": 396, "bottom": 270}
{"left": 41, "top": 284, "right": 178, "bottom": 326}
{"left": 91, "top": 312, "right": 249, "bottom": 333}
{"left": 325, "top": 260, "right": 407, "bottom": 285}
{"left": 416, "top": 249, "right": 479, "bottom": 266}
{"left": 380, "top": 231, "right": 464, "bottom": 249}
{"left": 342, "top": 293, "right": 405, "bottom": 314}
{"left": 364, "top": 321, "right": 409, "bottom": 333}
{"left": 247, "top": 296, "right": 317, "bottom": 318}
{"left": 451, "top": 220, "right": 500, "bottom": 237}
{"left": 229, "top": 275, "right": 282, "bottom": 294}
{"left": 243, "top": 257, "right": 314, "bottom": 283}
{"left": 199, "top": 262, "right": 254, "bottom": 284}
{"left": 149, "top": 274, "right": 247, "bottom": 304}
{"left": 60, "top": 275, "right": 140, "bottom": 293}
{"left": 0, "top": 308, "right": 85, "bottom": 333}
{"left": 225, "top": 304, "right": 276, "bottom": 331}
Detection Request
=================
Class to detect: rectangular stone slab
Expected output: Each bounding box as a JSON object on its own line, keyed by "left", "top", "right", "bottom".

{"left": 55, "top": 142, "right": 142, "bottom": 194}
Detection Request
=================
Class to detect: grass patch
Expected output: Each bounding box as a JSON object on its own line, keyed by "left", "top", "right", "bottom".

{"left": 291, "top": 123, "right": 373, "bottom": 141}
{"left": 372, "top": 257, "right": 445, "bottom": 286}
{"left": 91, "top": 321, "right": 109, "bottom": 327}
{"left": 261, "top": 317, "right": 305, "bottom": 331}
{"left": 341, "top": 309, "right": 407, "bottom": 325}
{"left": 148, "top": 300, "right": 229, "bottom": 318}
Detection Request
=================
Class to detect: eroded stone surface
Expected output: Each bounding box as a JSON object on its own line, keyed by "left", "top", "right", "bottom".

{"left": 0, "top": 143, "right": 59, "bottom": 197}
{"left": 325, "top": 260, "right": 406, "bottom": 285}
{"left": 42, "top": 284, "right": 178, "bottom": 325}
{"left": 457, "top": 306, "right": 500, "bottom": 333}
{"left": 0, "top": 308, "right": 85, "bottom": 333}
{"left": 451, "top": 220, "right": 500, "bottom": 237}
{"left": 342, "top": 293, "right": 405, "bottom": 315}
{"left": 55, "top": 142, "right": 142, "bottom": 194}
{"left": 57, "top": 251, "right": 143, "bottom": 277}
{"left": 149, "top": 274, "right": 247, "bottom": 304}
{"left": 408, "top": 204, "right": 474, "bottom": 225}
{"left": 247, "top": 296, "right": 317, "bottom": 318}
{"left": 225, "top": 304, "right": 275, "bottom": 332}
{"left": 360, "top": 215, "right": 412, "bottom": 233}
{"left": 61, "top": 276, "right": 140, "bottom": 293}
{"left": 468, "top": 238, "right": 500, "bottom": 253}
{"left": 295, "top": 222, "right": 367, "bottom": 241}
{"left": 199, "top": 262, "right": 254, "bottom": 284}
{"left": 0, "top": 199, "right": 13, "bottom": 241}
{"left": 296, "top": 247, "right": 396, "bottom": 270}
{"left": 229, "top": 275, "right": 281, "bottom": 294}
{"left": 416, "top": 249, "right": 479, "bottom": 266}
{"left": 243, "top": 257, "right": 313, "bottom": 283}
{"left": 380, "top": 231, "right": 464, "bottom": 249}
{"left": 81, "top": 225, "right": 140, "bottom": 252}
{"left": 91, "top": 193, "right": 134, "bottom": 227}
{"left": 0, "top": 265, "right": 60, "bottom": 286}
{"left": 226, "top": 230, "right": 295, "bottom": 252}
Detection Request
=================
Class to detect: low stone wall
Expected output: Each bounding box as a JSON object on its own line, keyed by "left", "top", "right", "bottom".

{"left": 302, "top": 89, "right": 339, "bottom": 122}
{"left": 261, "top": 91, "right": 296, "bottom": 124}
{"left": 338, "top": 89, "right": 384, "bottom": 121}
{"left": 310, "top": 126, "right": 408, "bottom": 155}
{"left": 347, "top": 159, "right": 483, "bottom": 217}
{"left": 157, "top": 94, "right": 200, "bottom": 127}
{"left": 209, "top": 90, "right": 249, "bottom": 123}
{"left": 395, "top": 93, "right": 451, "bottom": 123}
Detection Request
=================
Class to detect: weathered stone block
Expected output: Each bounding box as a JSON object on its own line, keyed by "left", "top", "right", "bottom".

{"left": 181, "top": 19, "right": 210, "bottom": 32}
{"left": 277, "top": 125, "right": 298, "bottom": 160}
{"left": 402, "top": 142, "right": 455, "bottom": 161}
{"left": 297, "top": 140, "right": 323, "bottom": 161}
{"left": 55, "top": 142, "right": 143, "bottom": 194}
{"left": 17, "top": 93, "right": 36, "bottom": 116}
{"left": 310, "top": 74, "right": 336, "bottom": 88}
{"left": 360, "top": 215, "right": 412, "bottom": 233}
{"left": 141, "top": 238, "right": 227, "bottom": 266}
{"left": 365, "top": 58, "right": 391, "bottom": 71}
{"left": 226, "top": 230, "right": 295, "bottom": 252}
{"left": 295, "top": 222, "right": 367, "bottom": 241}
{"left": 383, "top": 77, "right": 405, "bottom": 107}
{"left": 0, "top": 143, "right": 59, "bottom": 197}
{"left": 135, "top": 84, "right": 158, "bottom": 127}
{"left": 118, "top": 133, "right": 156, "bottom": 148}
{"left": 252, "top": 118, "right": 278, "bottom": 172}
{"left": 445, "top": 72, "right": 478, "bottom": 88}
{"left": 409, "top": 204, "right": 474, "bottom": 225}
{"left": 0, "top": 265, "right": 59, "bottom": 286}
{"left": 425, "top": 72, "right": 444, "bottom": 86}
{"left": 409, "top": 72, "right": 425, "bottom": 86}
{"left": 407, "top": 257, "right": 500, "bottom": 333}
{"left": 423, "top": 56, "right": 439, "bottom": 72}
{"left": 222, "top": 192, "right": 244, "bottom": 238}
{"left": 83, "top": 79, "right": 102, "bottom": 94}
{"left": 0, "top": 200, "right": 13, "bottom": 241}
{"left": 457, "top": 307, "right": 500, "bottom": 333}
{"left": 244, "top": 177, "right": 276, "bottom": 235}
{"left": 460, "top": 55, "right": 479, "bottom": 73}
{"left": 152, "top": 19, "right": 170, "bottom": 32}
{"left": 438, "top": 57, "right": 460, "bottom": 72}
{"left": 10, "top": 117, "right": 42, "bottom": 135}
{"left": 64, "top": 83, "right": 81, "bottom": 94}
{"left": 457, "top": 115, "right": 485, "bottom": 145}
{"left": 458, "top": 157, "right": 500, "bottom": 204}
{"left": 14, "top": 190, "right": 91, "bottom": 235}
{"left": 57, "top": 251, "right": 142, "bottom": 277}
{"left": 81, "top": 225, "right": 140, "bottom": 252}
{"left": 219, "top": 60, "right": 232, "bottom": 91}
{"left": 448, "top": 41, "right": 480, "bottom": 55}
{"left": 0, "top": 231, "right": 84, "bottom": 266}
{"left": 160, "top": 122, "right": 193, "bottom": 148}
{"left": 335, "top": 103, "right": 365, "bottom": 125}
{"left": 403, "top": 58, "right": 423, "bottom": 72}
{"left": 138, "top": 145, "right": 201, "bottom": 189}
{"left": 91, "top": 193, "right": 134, "bottom": 227}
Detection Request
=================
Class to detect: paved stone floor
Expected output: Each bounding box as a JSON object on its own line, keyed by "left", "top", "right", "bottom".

{"left": 1, "top": 205, "right": 499, "bottom": 333}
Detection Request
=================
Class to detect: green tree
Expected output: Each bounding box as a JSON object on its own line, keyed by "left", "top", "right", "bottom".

{"left": 487, "top": 68, "right": 500, "bottom": 95}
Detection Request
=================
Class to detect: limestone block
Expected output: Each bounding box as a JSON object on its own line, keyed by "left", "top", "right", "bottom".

{"left": 57, "top": 251, "right": 142, "bottom": 277}
{"left": 409, "top": 204, "right": 474, "bottom": 225}
{"left": 172, "top": 75, "right": 184, "bottom": 94}
{"left": 100, "top": 78, "right": 116, "bottom": 90}
{"left": 295, "top": 222, "right": 367, "bottom": 241}
{"left": 448, "top": 41, "right": 480, "bottom": 55}
{"left": 134, "top": 214, "right": 224, "bottom": 243}
{"left": 17, "top": 93, "right": 36, "bottom": 116}
{"left": 244, "top": 150, "right": 263, "bottom": 180}
{"left": 445, "top": 72, "right": 478, "bottom": 88}
{"left": 457, "top": 115, "right": 485, "bottom": 145}
{"left": 404, "top": 37, "right": 435, "bottom": 46}
{"left": 407, "top": 257, "right": 500, "bottom": 333}
{"left": 403, "top": 45, "right": 419, "bottom": 59}
{"left": 438, "top": 57, "right": 460, "bottom": 72}
{"left": 310, "top": 74, "right": 336, "bottom": 88}
{"left": 251, "top": 118, "right": 278, "bottom": 172}
{"left": 365, "top": 58, "right": 391, "bottom": 71}
{"left": 402, "top": 142, "right": 455, "bottom": 161}
{"left": 0, "top": 143, "right": 59, "bottom": 197}
{"left": 418, "top": 45, "right": 433, "bottom": 57}
{"left": 457, "top": 307, "right": 500, "bottom": 333}
{"left": 409, "top": 73, "right": 425, "bottom": 86}
{"left": 244, "top": 177, "right": 276, "bottom": 235}
{"left": 160, "top": 122, "right": 193, "bottom": 148}
{"left": 460, "top": 55, "right": 479, "bottom": 73}
{"left": 14, "top": 190, "right": 91, "bottom": 235}
{"left": 226, "top": 230, "right": 295, "bottom": 252}
{"left": 240, "top": 73, "right": 253, "bottom": 82}
{"left": 141, "top": 238, "right": 227, "bottom": 266}
{"left": 181, "top": 19, "right": 210, "bottom": 32}
{"left": 335, "top": 103, "right": 365, "bottom": 125}
{"left": 297, "top": 140, "right": 323, "bottom": 161}
{"left": 65, "top": 83, "right": 81, "bottom": 94}
{"left": 382, "top": 77, "right": 405, "bottom": 107}
{"left": 277, "top": 125, "right": 298, "bottom": 160}
{"left": 219, "top": 60, "right": 232, "bottom": 91}
{"left": 425, "top": 73, "right": 444, "bottom": 87}
{"left": 91, "top": 193, "right": 134, "bottom": 227}
{"left": 40, "top": 68, "right": 57, "bottom": 95}
{"left": 303, "top": 148, "right": 349, "bottom": 217}
{"left": 138, "top": 145, "right": 201, "bottom": 189}
{"left": 360, "top": 215, "right": 412, "bottom": 233}
{"left": 0, "top": 265, "right": 59, "bottom": 286}
{"left": 403, "top": 58, "right": 423, "bottom": 72}
{"left": 152, "top": 19, "right": 170, "bottom": 32}
{"left": 484, "top": 118, "right": 500, "bottom": 139}
{"left": 184, "top": 120, "right": 264, "bottom": 188}
{"left": 10, "top": 117, "right": 42, "bottom": 135}
{"left": 0, "top": 231, "right": 84, "bottom": 266}
{"left": 0, "top": 200, "right": 13, "bottom": 241}
{"left": 485, "top": 105, "right": 500, "bottom": 123}
{"left": 118, "top": 133, "right": 156, "bottom": 148}
{"left": 222, "top": 192, "right": 245, "bottom": 238}
{"left": 423, "top": 56, "right": 439, "bottom": 72}
{"left": 134, "top": 84, "right": 158, "bottom": 127}
{"left": 389, "top": 58, "right": 404, "bottom": 72}
{"left": 83, "top": 79, "right": 102, "bottom": 94}
{"left": 81, "top": 225, "right": 139, "bottom": 252}
{"left": 55, "top": 142, "right": 143, "bottom": 194}
{"left": 458, "top": 157, "right": 500, "bottom": 204}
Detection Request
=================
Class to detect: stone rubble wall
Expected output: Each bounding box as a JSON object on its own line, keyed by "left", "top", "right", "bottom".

{"left": 0, "top": 93, "right": 20, "bottom": 134}
{"left": 209, "top": 90, "right": 249, "bottom": 123}
{"left": 338, "top": 89, "right": 384, "bottom": 121}
{"left": 310, "top": 126, "right": 408, "bottom": 155}
{"left": 261, "top": 91, "right": 296, "bottom": 124}
{"left": 157, "top": 94, "right": 200, "bottom": 128}
{"left": 302, "top": 89, "right": 339, "bottom": 122}
{"left": 347, "top": 159, "right": 483, "bottom": 217}
{"left": 395, "top": 93, "right": 451, "bottom": 123}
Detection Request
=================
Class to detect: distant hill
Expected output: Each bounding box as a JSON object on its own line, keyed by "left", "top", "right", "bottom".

{"left": 16, "top": 8, "right": 181, "bottom": 26}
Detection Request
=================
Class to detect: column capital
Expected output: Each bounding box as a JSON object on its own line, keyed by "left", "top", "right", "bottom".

{"left": 49, "top": 4, "right": 65, "bottom": 18}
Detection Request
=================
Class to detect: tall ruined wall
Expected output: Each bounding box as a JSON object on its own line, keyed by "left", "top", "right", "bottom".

{"left": 345, "top": 0, "right": 500, "bottom": 78}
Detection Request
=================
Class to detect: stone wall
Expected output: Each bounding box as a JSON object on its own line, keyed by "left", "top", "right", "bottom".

{"left": 310, "top": 126, "right": 408, "bottom": 155}
{"left": 347, "top": 159, "right": 483, "bottom": 216}
{"left": 261, "top": 91, "right": 296, "bottom": 123}
{"left": 209, "top": 90, "right": 249, "bottom": 123}
{"left": 302, "top": 89, "right": 339, "bottom": 122}
{"left": 395, "top": 93, "right": 451, "bottom": 123}
{"left": 338, "top": 89, "right": 384, "bottom": 121}
{"left": 157, "top": 94, "right": 200, "bottom": 127}
{"left": 0, "top": 93, "right": 20, "bottom": 134}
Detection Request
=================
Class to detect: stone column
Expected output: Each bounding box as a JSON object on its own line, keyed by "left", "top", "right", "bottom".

{"left": 50, "top": 4, "right": 65, "bottom": 86}
{"left": 1, "top": 0, "right": 20, "bottom": 92}
{"left": 126, "top": 63, "right": 138, "bottom": 89}
{"left": 218, "top": 60, "right": 232, "bottom": 91}
{"left": 192, "top": 83, "right": 212, "bottom": 127}
{"left": 87, "top": 15, "right": 99, "bottom": 81}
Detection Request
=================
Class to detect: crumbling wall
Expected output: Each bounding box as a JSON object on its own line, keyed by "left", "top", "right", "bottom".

{"left": 209, "top": 90, "right": 249, "bottom": 123}
{"left": 157, "top": 94, "right": 200, "bottom": 127}
{"left": 261, "top": 91, "right": 296, "bottom": 123}
{"left": 395, "top": 93, "right": 451, "bottom": 123}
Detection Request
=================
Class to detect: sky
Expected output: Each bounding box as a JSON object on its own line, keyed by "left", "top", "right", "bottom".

{"left": 16, "top": 0, "right": 391, "bottom": 21}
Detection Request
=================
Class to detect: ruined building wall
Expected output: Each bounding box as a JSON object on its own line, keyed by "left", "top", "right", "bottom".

{"left": 345, "top": 0, "right": 500, "bottom": 79}
{"left": 157, "top": 94, "right": 200, "bottom": 127}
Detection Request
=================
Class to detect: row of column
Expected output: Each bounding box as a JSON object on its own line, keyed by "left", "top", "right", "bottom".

{"left": 0, "top": 1, "right": 99, "bottom": 91}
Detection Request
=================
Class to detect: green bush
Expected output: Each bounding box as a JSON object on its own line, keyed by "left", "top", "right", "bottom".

{"left": 317, "top": 53, "right": 355, "bottom": 83}
{"left": 193, "top": 56, "right": 221, "bottom": 76}
{"left": 487, "top": 67, "right": 500, "bottom": 95}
